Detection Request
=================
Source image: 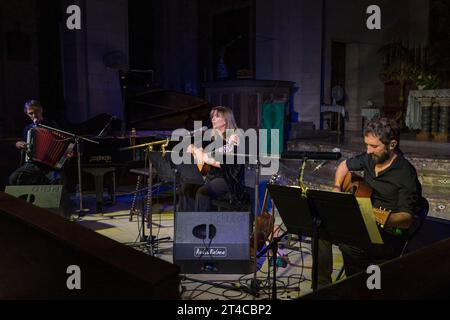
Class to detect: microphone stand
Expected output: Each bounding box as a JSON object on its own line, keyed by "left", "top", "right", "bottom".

{"left": 297, "top": 156, "right": 322, "bottom": 291}
{"left": 97, "top": 116, "right": 115, "bottom": 137}
{"left": 120, "top": 139, "right": 171, "bottom": 255}
{"left": 249, "top": 158, "right": 261, "bottom": 296}
{"left": 37, "top": 123, "right": 100, "bottom": 218}
{"left": 256, "top": 230, "right": 289, "bottom": 300}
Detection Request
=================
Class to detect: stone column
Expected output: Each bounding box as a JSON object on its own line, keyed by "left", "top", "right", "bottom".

{"left": 416, "top": 97, "right": 433, "bottom": 140}
{"left": 345, "top": 44, "right": 362, "bottom": 132}
{"left": 431, "top": 99, "right": 440, "bottom": 137}
{"left": 435, "top": 97, "right": 450, "bottom": 142}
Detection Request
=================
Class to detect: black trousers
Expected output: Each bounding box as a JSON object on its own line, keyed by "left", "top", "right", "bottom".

{"left": 9, "top": 162, "right": 55, "bottom": 185}
{"left": 178, "top": 177, "right": 229, "bottom": 212}
{"left": 317, "top": 234, "right": 405, "bottom": 287}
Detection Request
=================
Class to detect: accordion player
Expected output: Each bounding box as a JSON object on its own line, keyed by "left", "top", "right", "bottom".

{"left": 26, "top": 127, "right": 74, "bottom": 170}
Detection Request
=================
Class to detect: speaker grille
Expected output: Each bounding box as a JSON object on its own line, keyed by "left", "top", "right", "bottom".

{"left": 174, "top": 211, "right": 251, "bottom": 274}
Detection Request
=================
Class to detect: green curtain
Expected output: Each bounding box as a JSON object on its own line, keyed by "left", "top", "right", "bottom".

{"left": 261, "top": 102, "right": 286, "bottom": 155}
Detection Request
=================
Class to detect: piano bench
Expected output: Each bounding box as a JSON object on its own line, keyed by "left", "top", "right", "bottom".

{"left": 82, "top": 167, "right": 116, "bottom": 213}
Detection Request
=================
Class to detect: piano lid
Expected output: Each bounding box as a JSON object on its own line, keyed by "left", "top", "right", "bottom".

{"left": 121, "top": 70, "right": 211, "bottom": 131}
{"left": 65, "top": 113, "right": 122, "bottom": 136}
{"left": 64, "top": 112, "right": 167, "bottom": 141}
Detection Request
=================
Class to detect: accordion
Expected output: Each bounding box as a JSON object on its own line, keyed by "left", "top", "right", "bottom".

{"left": 26, "top": 127, "right": 74, "bottom": 169}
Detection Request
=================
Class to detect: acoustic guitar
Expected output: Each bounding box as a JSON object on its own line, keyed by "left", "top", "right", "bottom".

{"left": 341, "top": 172, "right": 391, "bottom": 227}
{"left": 188, "top": 145, "right": 211, "bottom": 176}
{"left": 197, "top": 163, "right": 211, "bottom": 176}
{"left": 250, "top": 175, "right": 276, "bottom": 257}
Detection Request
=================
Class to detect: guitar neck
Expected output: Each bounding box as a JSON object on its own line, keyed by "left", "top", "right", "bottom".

{"left": 373, "top": 207, "right": 391, "bottom": 227}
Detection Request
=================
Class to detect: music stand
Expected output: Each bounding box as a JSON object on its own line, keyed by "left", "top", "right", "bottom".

{"left": 144, "top": 151, "right": 205, "bottom": 255}
{"left": 120, "top": 139, "right": 171, "bottom": 254}
{"left": 147, "top": 151, "right": 176, "bottom": 222}
{"left": 148, "top": 151, "right": 176, "bottom": 183}
{"left": 268, "top": 184, "right": 381, "bottom": 293}
{"left": 175, "top": 162, "right": 205, "bottom": 185}
{"left": 137, "top": 150, "right": 178, "bottom": 256}
{"left": 160, "top": 151, "right": 205, "bottom": 211}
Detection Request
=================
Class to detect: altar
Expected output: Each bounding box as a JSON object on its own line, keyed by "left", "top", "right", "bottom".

{"left": 406, "top": 89, "right": 450, "bottom": 142}
{"left": 320, "top": 104, "right": 346, "bottom": 144}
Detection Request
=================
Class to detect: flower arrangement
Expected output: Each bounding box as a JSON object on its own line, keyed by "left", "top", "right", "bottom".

{"left": 415, "top": 71, "right": 440, "bottom": 90}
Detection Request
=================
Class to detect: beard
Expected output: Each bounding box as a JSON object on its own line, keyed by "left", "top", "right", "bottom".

{"left": 371, "top": 148, "right": 391, "bottom": 164}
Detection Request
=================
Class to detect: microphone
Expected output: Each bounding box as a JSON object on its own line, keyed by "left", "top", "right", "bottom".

{"left": 189, "top": 126, "right": 208, "bottom": 135}
{"left": 312, "top": 148, "right": 341, "bottom": 173}
{"left": 97, "top": 115, "right": 117, "bottom": 137}
{"left": 281, "top": 150, "right": 341, "bottom": 161}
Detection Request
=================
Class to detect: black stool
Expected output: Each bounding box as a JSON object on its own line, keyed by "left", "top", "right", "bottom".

{"left": 82, "top": 167, "right": 116, "bottom": 213}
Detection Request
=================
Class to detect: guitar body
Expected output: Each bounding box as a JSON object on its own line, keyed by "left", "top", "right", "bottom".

{"left": 250, "top": 181, "right": 275, "bottom": 256}
{"left": 341, "top": 172, "right": 372, "bottom": 198}
{"left": 197, "top": 163, "right": 211, "bottom": 176}
{"left": 341, "top": 172, "right": 391, "bottom": 226}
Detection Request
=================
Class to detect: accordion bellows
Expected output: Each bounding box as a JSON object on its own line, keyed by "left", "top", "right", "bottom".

{"left": 27, "top": 128, "right": 74, "bottom": 169}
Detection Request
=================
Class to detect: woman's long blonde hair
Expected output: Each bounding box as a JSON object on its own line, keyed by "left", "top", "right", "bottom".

{"left": 210, "top": 106, "right": 238, "bottom": 139}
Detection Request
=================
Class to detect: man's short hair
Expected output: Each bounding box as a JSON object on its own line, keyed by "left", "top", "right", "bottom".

{"left": 24, "top": 99, "right": 42, "bottom": 112}
{"left": 363, "top": 116, "right": 400, "bottom": 147}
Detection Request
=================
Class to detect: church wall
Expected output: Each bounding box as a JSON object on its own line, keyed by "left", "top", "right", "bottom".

{"left": 323, "top": 0, "right": 429, "bottom": 131}
{"left": 256, "top": 0, "right": 323, "bottom": 128}
{"left": 139, "top": 0, "right": 430, "bottom": 132}
{"left": 0, "top": 0, "right": 432, "bottom": 131}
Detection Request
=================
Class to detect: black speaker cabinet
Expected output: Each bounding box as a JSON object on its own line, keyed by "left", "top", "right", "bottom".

{"left": 174, "top": 211, "right": 251, "bottom": 274}
{"left": 4, "top": 185, "right": 70, "bottom": 218}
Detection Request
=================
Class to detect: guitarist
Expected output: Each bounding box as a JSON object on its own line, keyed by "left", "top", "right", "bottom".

{"left": 318, "top": 116, "right": 422, "bottom": 286}
{"left": 178, "top": 106, "right": 247, "bottom": 212}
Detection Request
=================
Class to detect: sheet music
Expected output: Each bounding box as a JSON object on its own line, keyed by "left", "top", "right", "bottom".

{"left": 356, "top": 197, "right": 384, "bottom": 244}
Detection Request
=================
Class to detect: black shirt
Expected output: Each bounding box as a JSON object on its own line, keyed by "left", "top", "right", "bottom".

{"left": 346, "top": 151, "right": 422, "bottom": 215}
{"left": 205, "top": 135, "right": 246, "bottom": 205}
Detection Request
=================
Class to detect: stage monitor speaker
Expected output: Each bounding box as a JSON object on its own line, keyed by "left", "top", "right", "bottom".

{"left": 174, "top": 211, "right": 251, "bottom": 274}
{"left": 4, "top": 185, "right": 69, "bottom": 218}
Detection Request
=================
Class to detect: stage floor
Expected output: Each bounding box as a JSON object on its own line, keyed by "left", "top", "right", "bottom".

{"left": 63, "top": 130, "right": 449, "bottom": 299}
{"left": 69, "top": 190, "right": 345, "bottom": 300}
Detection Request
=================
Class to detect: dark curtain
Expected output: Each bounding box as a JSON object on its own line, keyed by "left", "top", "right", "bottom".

{"left": 36, "top": 0, "right": 66, "bottom": 126}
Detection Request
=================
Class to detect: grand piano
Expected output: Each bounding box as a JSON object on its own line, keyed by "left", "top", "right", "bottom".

{"left": 65, "top": 73, "right": 212, "bottom": 212}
